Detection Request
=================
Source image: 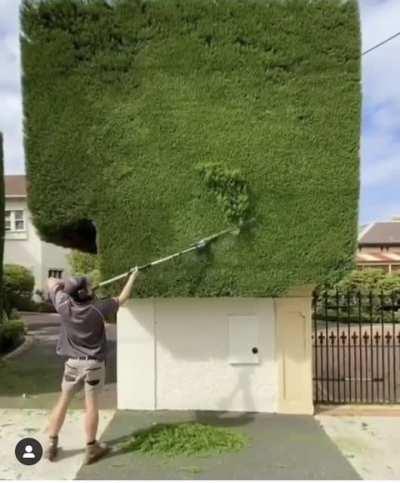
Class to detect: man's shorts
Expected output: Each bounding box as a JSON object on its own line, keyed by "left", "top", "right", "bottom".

{"left": 62, "top": 358, "right": 105, "bottom": 395}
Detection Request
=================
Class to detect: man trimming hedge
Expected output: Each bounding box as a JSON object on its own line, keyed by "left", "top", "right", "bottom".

{"left": 45, "top": 269, "right": 139, "bottom": 464}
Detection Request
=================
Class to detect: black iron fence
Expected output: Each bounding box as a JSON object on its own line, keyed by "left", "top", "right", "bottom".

{"left": 312, "top": 290, "right": 400, "bottom": 404}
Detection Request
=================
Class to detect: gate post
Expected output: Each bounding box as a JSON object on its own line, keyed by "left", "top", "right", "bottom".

{"left": 276, "top": 286, "right": 314, "bottom": 415}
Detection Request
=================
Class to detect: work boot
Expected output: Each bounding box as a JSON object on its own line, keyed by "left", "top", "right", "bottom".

{"left": 84, "top": 441, "right": 110, "bottom": 465}
{"left": 44, "top": 435, "right": 59, "bottom": 462}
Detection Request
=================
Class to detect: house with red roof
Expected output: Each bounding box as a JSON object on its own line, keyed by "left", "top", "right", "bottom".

{"left": 357, "top": 218, "right": 400, "bottom": 274}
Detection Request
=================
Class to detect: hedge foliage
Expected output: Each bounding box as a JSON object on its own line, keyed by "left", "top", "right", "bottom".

{"left": 21, "top": 0, "right": 361, "bottom": 297}
{"left": 0, "top": 134, "right": 4, "bottom": 318}
{"left": 68, "top": 249, "right": 102, "bottom": 287}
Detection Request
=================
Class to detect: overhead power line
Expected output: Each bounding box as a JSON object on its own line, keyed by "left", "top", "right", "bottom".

{"left": 362, "top": 31, "right": 400, "bottom": 56}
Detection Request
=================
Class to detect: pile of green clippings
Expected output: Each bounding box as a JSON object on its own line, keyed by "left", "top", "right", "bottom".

{"left": 122, "top": 422, "right": 249, "bottom": 457}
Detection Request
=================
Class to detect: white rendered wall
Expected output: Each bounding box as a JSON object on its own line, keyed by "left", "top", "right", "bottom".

{"left": 117, "top": 298, "right": 277, "bottom": 413}
{"left": 40, "top": 239, "right": 71, "bottom": 288}
{"left": 3, "top": 199, "right": 43, "bottom": 290}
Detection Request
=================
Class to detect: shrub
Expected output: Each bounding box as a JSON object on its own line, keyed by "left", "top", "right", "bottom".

{"left": 68, "top": 250, "right": 99, "bottom": 276}
{"left": 21, "top": 0, "right": 361, "bottom": 297}
{"left": 0, "top": 320, "right": 25, "bottom": 354}
{"left": 330, "top": 269, "right": 400, "bottom": 294}
{"left": 3, "top": 265, "right": 35, "bottom": 315}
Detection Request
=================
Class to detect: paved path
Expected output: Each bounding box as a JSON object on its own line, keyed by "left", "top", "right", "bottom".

{"left": 0, "top": 408, "right": 114, "bottom": 480}
{"left": 0, "top": 312, "right": 116, "bottom": 409}
{"left": 317, "top": 415, "right": 400, "bottom": 480}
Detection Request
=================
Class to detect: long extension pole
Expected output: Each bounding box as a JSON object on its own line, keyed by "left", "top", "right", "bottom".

{"left": 93, "top": 225, "right": 240, "bottom": 290}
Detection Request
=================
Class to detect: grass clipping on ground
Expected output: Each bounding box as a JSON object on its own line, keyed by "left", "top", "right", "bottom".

{"left": 122, "top": 422, "right": 249, "bottom": 457}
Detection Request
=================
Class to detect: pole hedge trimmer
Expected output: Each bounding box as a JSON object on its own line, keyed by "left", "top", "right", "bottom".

{"left": 92, "top": 221, "right": 253, "bottom": 291}
{"left": 93, "top": 162, "right": 255, "bottom": 291}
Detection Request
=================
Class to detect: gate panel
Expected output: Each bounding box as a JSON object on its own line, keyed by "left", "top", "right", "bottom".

{"left": 312, "top": 290, "right": 400, "bottom": 404}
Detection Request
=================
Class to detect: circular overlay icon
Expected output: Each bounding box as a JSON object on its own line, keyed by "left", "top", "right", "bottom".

{"left": 15, "top": 438, "right": 43, "bottom": 465}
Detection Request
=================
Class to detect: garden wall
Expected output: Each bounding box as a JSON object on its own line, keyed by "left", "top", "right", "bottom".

{"left": 118, "top": 295, "right": 313, "bottom": 414}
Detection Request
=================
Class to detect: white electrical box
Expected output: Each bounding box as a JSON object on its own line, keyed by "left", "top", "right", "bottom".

{"left": 228, "top": 315, "right": 260, "bottom": 364}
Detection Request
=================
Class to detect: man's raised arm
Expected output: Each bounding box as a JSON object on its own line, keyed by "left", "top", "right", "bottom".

{"left": 117, "top": 268, "right": 139, "bottom": 306}
{"left": 47, "top": 277, "right": 63, "bottom": 292}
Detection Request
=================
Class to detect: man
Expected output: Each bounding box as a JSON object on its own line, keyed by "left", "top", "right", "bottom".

{"left": 45, "top": 268, "right": 139, "bottom": 464}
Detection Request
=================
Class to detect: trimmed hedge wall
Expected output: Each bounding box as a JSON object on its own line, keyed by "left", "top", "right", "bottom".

{"left": 0, "top": 133, "right": 4, "bottom": 318}
{"left": 21, "top": 0, "right": 361, "bottom": 297}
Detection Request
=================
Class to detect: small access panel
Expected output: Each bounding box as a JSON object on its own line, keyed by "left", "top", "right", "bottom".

{"left": 228, "top": 315, "right": 260, "bottom": 364}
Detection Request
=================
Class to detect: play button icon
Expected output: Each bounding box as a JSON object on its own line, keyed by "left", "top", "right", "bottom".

{"left": 15, "top": 438, "right": 43, "bottom": 465}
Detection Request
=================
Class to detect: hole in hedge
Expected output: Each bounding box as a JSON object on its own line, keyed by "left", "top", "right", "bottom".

{"left": 203, "top": 34, "right": 213, "bottom": 47}
{"left": 234, "top": 36, "right": 253, "bottom": 47}
{"left": 55, "top": 219, "right": 98, "bottom": 254}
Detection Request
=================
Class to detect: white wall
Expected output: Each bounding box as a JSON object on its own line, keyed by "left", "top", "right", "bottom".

{"left": 3, "top": 197, "right": 71, "bottom": 292}
{"left": 117, "top": 298, "right": 278, "bottom": 413}
{"left": 3, "top": 198, "right": 43, "bottom": 289}
{"left": 40, "top": 239, "right": 71, "bottom": 288}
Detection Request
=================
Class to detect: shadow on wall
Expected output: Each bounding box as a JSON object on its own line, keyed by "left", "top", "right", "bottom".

{"left": 216, "top": 366, "right": 259, "bottom": 415}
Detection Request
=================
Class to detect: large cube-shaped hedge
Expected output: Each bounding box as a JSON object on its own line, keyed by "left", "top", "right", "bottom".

{"left": 21, "top": 0, "right": 361, "bottom": 297}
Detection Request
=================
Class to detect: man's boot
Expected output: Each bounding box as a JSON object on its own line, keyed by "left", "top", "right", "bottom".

{"left": 84, "top": 441, "right": 110, "bottom": 465}
{"left": 44, "top": 435, "right": 59, "bottom": 462}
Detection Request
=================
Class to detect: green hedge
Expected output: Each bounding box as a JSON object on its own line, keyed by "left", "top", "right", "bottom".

{"left": 3, "top": 265, "right": 35, "bottom": 315}
{"left": 0, "top": 134, "right": 4, "bottom": 318}
{"left": 22, "top": 0, "right": 361, "bottom": 297}
{"left": 0, "top": 320, "right": 25, "bottom": 354}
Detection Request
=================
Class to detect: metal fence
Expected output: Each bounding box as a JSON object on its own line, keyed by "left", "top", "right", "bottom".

{"left": 312, "top": 290, "right": 400, "bottom": 404}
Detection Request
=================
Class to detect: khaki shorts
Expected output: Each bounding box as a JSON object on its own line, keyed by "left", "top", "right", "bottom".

{"left": 62, "top": 358, "right": 105, "bottom": 395}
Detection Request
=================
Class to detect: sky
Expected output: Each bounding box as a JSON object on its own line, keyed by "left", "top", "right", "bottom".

{"left": 0, "top": 1, "right": 399, "bottom": 225}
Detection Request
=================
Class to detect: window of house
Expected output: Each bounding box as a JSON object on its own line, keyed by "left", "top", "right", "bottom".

{"left": 48, "top": 269, "right": 63, "bottom": 279}
{"left": 5, "top": 210, "right": 26, "bottom": 232}
{"left": 5, "top": 211, "right": 11, "bottom": 231}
